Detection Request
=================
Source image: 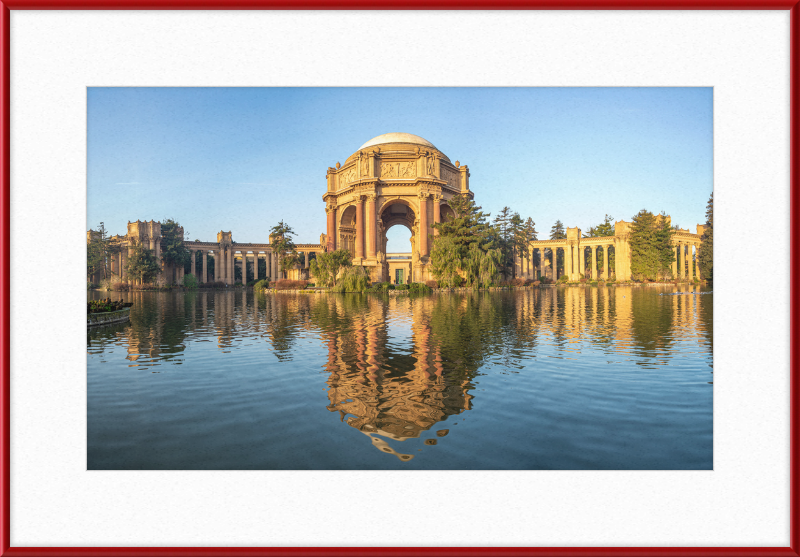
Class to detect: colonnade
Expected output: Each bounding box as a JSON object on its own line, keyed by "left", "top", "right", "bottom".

{"left": 671, "top": 242, "right": 700, "bottom": 281}
{"left": 183, "top": 245, "right": 317, "bottom": 285}
{"left": 519, "top": 239, "right": 701, "bottom": 282}
{"left": 519, "top": 243, "right": 617, "bottom": 281}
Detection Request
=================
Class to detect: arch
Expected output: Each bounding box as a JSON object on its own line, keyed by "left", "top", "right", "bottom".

{"left": 339, "top": 205, "right": 357, "bottom": 227}
{"left": 439, "top": 202, "right": 455, "bottom": 223}
{"left": 377, "top": 196, "right": 419, "bottom": 220}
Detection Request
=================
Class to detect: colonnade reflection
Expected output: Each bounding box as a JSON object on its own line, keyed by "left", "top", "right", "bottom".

{"left": 88, "top": 286, "right": 712, "bottom": 459}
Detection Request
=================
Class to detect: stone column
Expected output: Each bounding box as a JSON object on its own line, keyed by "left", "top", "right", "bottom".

{"left": 603, "top": 245, "right": 609, "bottom": 279}
{"left": 253, "top": 252, "right": 259, "bottom": 281}
{"left": 678, "top": 243, "right": 684, "bottom": 278}
{"left": 119, "top": 250, "right": 126, "bottom": 281}
{"left": 564, "top": 244, "right": 571, "bottom": 278}
{"left": 432, "top": 194, "right": 441, "bottom": 237}
{"left": 271, "top": 251, "right": 278, "bottom": 279}
{"left": 190, "top": 251, "right": 196, "bottom": 278}
{"left": 688, "top": 245, "right": 695, "bottom": 281}
{"left": 591, "top": 246, "right": 597, "bottom": 279}
{"left": 366, "top": 195, "right": 376, "bottom": 259}
{"left": 214, "top": 250, "right": 220, "bottom": 282}
{"left": 228, "top": 247, "right": 234, "bottom": 285}
{"left": 201, "top": 250, "right": 207, "bottom": 283}
{"left": 304, "top": 251, "right": 309, "bottom": 268}
{"left": 418, "top": 193, "right": 429, "bottom": 257}
{"left": 672, "top": 244, "right": 678, "bottom": 278}
{"left": 240, "top": 252, "right": 247, "bottom": 284}
{"left": 326, "top": 207, "right": 337, "bottom": 252}
{"left": 355, "top": 197, "right": 365, "bottom": 259}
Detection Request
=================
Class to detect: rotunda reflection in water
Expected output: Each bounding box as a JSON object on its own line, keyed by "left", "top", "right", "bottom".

{"left": 318, "top": 295, "right": 474, "bottom": 461}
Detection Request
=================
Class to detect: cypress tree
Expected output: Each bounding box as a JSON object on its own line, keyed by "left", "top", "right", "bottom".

{"left": 697, "top": 193, "right": 713, "bottom": 281}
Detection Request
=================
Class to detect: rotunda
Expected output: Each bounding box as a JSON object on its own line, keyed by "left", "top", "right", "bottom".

{"left": 322, "top": 133, "right": 472, "bottom": 283}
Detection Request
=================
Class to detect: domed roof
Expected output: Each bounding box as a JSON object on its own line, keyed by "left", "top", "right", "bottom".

{"left": 359, "top": 133, "right": 436, "bottom": 150}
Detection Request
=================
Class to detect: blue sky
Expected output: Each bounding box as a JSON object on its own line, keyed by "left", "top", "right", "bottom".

{"left": 87, "top": 87, "right": 712, "bottom": 252}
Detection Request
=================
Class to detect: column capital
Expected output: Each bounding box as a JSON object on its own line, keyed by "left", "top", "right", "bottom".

{"left": 432, "top": 193, "right": 443, "bottom": 202}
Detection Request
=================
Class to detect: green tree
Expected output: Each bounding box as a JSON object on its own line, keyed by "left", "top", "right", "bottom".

{"left": 493, "top": 207, "right": 513, "bottom": 244}
{"left": 160, "top": 218, "right": 191, "bottom": 283}
{"left": 270, "top": 220, "right": 300, "bottom": 278}
{"left": 629, "top": 210, "right": 675, "bottom": 281}
{"left": 309, "top": 249, "right": 352, "bottom": 287}
{"left": 697, "top": 193, "right": 713, "bottom": 281}
{"left": 125, "top": 241, "right": 161, "bottom": 284}
{"left": 429, "top": 235, "right": 463, "bottom": 288}
{"left": 507, "top": 212, "right": 524, "bottom": 278}
{"left": 430, "top": 195, "right": 500, "bottom": 288}
{"left": 522, "top": 217, "right": 539, "bottom": 268}
{"left": 493, "top": 207, "right": 526, "bottom": 278}
{"left": 548, "top": 220, "right": 566, "bottom": 279}
{"left": 87, "top": 222, "right": 120, "bottom": 282}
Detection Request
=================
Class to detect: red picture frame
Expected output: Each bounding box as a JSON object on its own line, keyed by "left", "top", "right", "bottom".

{"left": 1, "top": 2, "right": 797, "bottom": 556}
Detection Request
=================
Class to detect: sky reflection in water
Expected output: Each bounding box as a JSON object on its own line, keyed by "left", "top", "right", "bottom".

{"left": 87, "top": 286, "right": 712, "bottom": 470}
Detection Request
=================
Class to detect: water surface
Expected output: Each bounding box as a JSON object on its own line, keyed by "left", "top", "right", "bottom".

{"left": 87, "top": 286, "right": 712, "bottom": 469}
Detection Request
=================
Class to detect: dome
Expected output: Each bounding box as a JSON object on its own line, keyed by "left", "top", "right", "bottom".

{"left": 359, "top": 133, "right": 436, "bottom": 150}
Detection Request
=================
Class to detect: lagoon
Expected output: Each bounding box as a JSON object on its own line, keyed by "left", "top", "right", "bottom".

{"left": 87, "top": 285, "right": 712, "bottom": 470}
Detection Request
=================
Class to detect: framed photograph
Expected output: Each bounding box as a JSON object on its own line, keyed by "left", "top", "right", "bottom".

{"left": 3, "top": 2, "right": 797, "bottom": 556}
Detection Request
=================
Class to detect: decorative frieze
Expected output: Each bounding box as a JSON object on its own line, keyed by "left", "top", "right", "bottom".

{"left": 441, "top": 166, "right": 461, "bottom": 190}
{"left": 380, "top": 161, "right": 416, "bottom": 179}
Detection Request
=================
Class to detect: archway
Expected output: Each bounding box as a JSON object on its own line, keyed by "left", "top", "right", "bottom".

{"left": 379, "top": 199, "right": 416, "bottom": 283}
{"left": 338, "top": 205, "right": 357, "bottom": 257}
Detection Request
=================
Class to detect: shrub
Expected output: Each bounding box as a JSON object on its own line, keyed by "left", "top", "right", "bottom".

{"left": 88, "top": 298, "right": 131, "bottom": 313}
{"left": 183, "top": 274, "right": 198, "bottom": 290}
{"left": 589, "top": 281, "right": 598, "bottom": 287}
{"left": 274, "top": 279, "right": 308, "bottom": 290}
{"left": 367, "top": 282, "right": 395, "bottom": 293}
{"left": 425, "top": 280, "right": 438, "bottom": 289}
{"left": 557, "top": 274, "right": 569, "bottom": 283}
{"left": 253, "top": 279, "right": 270, "bottom": 292}
{"left": 331, "top": 267, "right": 370, "bottom": 293}
{"left": 395, "top": 284, "right": 409, "bottom": 291}
{"left": 409, "top": 282, "right": 432, "bottom": 294}
{"left": 307, "top": 283, "right": 315, "bottom": 287}
{"left": 607, "top": 273, "right": 616, "bottom": 282}
{"left": 246, "top": 279, "right": 258, "bottom": 287}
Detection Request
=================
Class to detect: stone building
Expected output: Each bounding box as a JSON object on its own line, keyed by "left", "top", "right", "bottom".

{"left": 520, "top": 219, "right": 705, "bottom": 282}
{"left": 89, "top": 133, "right": 705, "bottom": 287}
{"left": 88, "top": 220, "right": 322, "bottom": 286}
{"left": 322, "top": 132, "right": 471, "bottom": 283}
